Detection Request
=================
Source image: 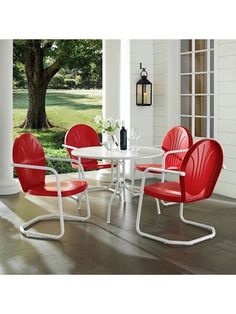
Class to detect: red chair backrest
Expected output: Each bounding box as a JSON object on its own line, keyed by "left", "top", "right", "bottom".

{"left": 64, "top": 124, "right": 100, "bottom": 169}
{"left": 162, "top": 126, "right": 193, "bottom": 170}
{"left": 180, "top": 139, "right": 223, "bottom": 203}
{"left": 12, "top": 133, "right": 46, "bottom": 193}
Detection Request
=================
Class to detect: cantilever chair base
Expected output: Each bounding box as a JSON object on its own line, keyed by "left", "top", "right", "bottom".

{"left": 136, "top": 201, "right": 216, "bottom": 246}
{"left": 20, "top": 190, "right": 90, "bottom": 240}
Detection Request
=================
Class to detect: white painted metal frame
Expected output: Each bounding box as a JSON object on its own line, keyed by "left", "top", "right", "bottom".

{"left": 131, "top": 148, "right": 189, "bottom": 212}
{"left": 63, "top": 143, "right": 117, "bottom": 193}
{"left": 136, "top": 167, "right": 216, "bottom": 246}
{"left": 71, "top": 146, "right": 162, "bottom": 223}
{"left": 12, "top": 157, "right": 90, "bottom": 240}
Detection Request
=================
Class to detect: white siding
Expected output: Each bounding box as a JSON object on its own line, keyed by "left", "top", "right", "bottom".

{"left": 128, "top": 39, "right": 236, "bottom": 199}
{"left": 151, "top": 39, "right": 236, "bottom": 199}
{"left": 129, "top": 40, "right": 154, "bottom": 178}
{"left": 214, "top": 40, "right": 236, "bottom": 198}
{"left": 153, "top": 40, "right": 168, "bottom": 146}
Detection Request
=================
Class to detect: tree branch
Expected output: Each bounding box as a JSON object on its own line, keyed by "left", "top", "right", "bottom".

{"left": 43, "top": 60, "right": 61, "bottom": 84}
{"left": 42, "top": 40, "right": 55, "bottom": 51}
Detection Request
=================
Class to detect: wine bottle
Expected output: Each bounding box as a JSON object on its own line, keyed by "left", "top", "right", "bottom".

{"left": 120, "top": 121, "right": 127, "bottom": 150}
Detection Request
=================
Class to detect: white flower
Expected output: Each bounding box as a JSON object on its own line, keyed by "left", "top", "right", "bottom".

{"left": 94, "top": 115, "right": 102, "bottom": 124}
{"left": 95, "top": 116, "right": 121, "bottom": 134}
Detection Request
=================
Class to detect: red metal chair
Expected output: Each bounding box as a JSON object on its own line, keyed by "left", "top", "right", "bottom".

{"left": 12, "top": 133, "right": 90, "bottom": 240}
{"left": 64, "top": 124, "right": 114, "bottom": 173}
{"left": 132, "top": 126, "right": 193, "bottom": 212}
{"left": 136, "top": 139, "right": 223, "bottom": 245}
{"left": 132, "top": 126, "right": 193, "bottom": 183}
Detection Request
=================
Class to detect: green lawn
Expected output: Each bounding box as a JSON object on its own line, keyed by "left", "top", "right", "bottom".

{"left": 13, "top": 89, "right": 102, "bottom": 149}
{"left": 13, "top": 89, "right": 102, "bottom": 173}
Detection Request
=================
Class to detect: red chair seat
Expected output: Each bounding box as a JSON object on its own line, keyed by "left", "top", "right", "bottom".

{"left": 72, "top": 161, "right": 113, "bottom": 171}
{"left": 135, "top": 163, "right": 180, "bottom": 173}
{"left": 28, "top": 180, "right": 88, "bottom": 197}
{"left": 144, "top": 181, "right": 182, "bottom": 203}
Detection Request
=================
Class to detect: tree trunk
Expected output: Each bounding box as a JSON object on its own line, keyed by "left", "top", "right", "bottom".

{"left": 21, "top": 82, "right": 53, "bottom": 129}
{"left": 20, "top": 40, "right": 60, "bottom": 129}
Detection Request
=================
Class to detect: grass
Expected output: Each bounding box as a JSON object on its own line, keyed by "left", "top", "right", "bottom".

{"left": 13, "top": 89, "right": 102, "bottom": 173}
{"left": 13, "top": 89, "right": 102, "bottom": 149}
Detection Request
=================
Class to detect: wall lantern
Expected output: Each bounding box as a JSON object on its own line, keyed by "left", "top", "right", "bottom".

{"left": 136, "top": 63, "right": 152, "bottom": 106}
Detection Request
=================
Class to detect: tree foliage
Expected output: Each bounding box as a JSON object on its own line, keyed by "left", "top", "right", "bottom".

{"left": 13, "top": 40, "right": 102, "bottom": 129}
{"left": 14, "top": 40, "right": 102, "bottom": 89}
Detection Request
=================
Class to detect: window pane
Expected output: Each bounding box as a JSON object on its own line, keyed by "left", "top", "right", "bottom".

{"left": 210, "top": 50, "right": 214, "bottom": 71}
{"left": 210, "top": 118, "right": 214, "bottom": 137}
{"left": 195, "top": 74, "right": 207, "bottom": 94}
{"left": 210, "top": 73, "right": 214, "bottom": 93}
{"left": 195, "top": 51, "right": 207, "bottom": 72}
{"left": 181, "top": 40, "right": 192, "bottom": 53}
{"left": 195, "top": 96, "right": 207, "bottom": 116}
{"left": 181, "top": 96, "right": 192, "bottom": 115}
{"left": 181, "top": 54, "right": 192, "bottom": 73}
{"left": 195, "top": 40, "right": 206, "bottom": 51}
{"left": 210, "top": 40, "right": 214, "bottom": 48}
{"left": 210, "top": 95, "right": 214, "bottom": 116}
{"left": 181, "top": 116, "right": 192, "bottom": 131}
{"left": 181, "top": 75, "right": 192, "bottom": 94}
{"left": 195, "top": 117, "right": 207, "bottom": 137}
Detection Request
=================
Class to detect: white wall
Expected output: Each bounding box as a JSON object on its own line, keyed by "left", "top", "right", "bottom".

{"left": 153, "top": 40, "right": 179, "bottom": 146}
{"left": 214, "top": 40, "right": 236, "bottom": 198}
{"left": 130, "top": 40, "right": 154, "bottom": 147}
{"left": 103, "top": 40, "right": 121, "bottom": 120}
{"left": 152, "top": 39, "right": 236, "bottom": 199}
{"left": 103, "top": 39, "right": 236, "bottom": 198}
{"left": 129, "top": 40, "right": 154, "bottom": 178}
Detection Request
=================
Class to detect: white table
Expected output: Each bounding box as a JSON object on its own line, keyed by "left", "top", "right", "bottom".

{"left": 72, "top": 146, "right": 162, "bottom": 223}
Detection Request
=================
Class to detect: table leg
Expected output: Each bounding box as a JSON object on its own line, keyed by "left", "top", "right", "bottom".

{"left": 107, "top": 160, "right": 121, "bottom": 223}
{"left": 106, "top": 159, "right": 141, "bottom": 223}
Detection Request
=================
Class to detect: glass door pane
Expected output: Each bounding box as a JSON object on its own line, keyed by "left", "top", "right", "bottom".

{"left": 195, "top": 117, "right": 207, "bottom": 137}
{"left": 181, "top": 75, "right": 192, "bottom": 94}
{"left": 181, "top": 116, "right": 192, "bottom": 130}
{"left": 195, "top": 96, "right": 207, "bottom": 116}
{"left": 181, "top": 54, "right": 192, "bottom": 73}
{"left": 195, "top": 51, "right": 207, "bottom": 72}
{"left": 181, "top": 40, "right": 192, "bottom": 53}
{"left": 210, "top": 51, "right": 214, "bottom": 71}
{"left": 210, "top": 95, "right": 214, "bottom": 116}
{"left": 210, "top": 73, "right": 214, "bottom": 93}
{"left": 181, "top": 96, "right": 192, "bottom": 115}
{"left": 195, "top": 40, "right": 206, "bottom": 51}
{"left": 195, "top": 74, "right": 207, "bottom": 94}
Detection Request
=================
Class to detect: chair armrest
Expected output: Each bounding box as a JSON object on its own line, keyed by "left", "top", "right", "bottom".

{"left": 143, "top": 167, "right": 185, "bottom": 177}
{"left": 162, "top": 148, "right": 188, "bottom": 168}
{"left": 62, "top": 144, "right": 77, "bottom": 150}
{"left": 46, "top": 156, "right": 85, "bottom": 179}
{"left": 163, "top": 148, "right": 188, "bottom": 157}
{"left": 139, "top": 166, "right": 185, "bottom": 194}
{"left": 12, "top": 163, "right": 62, "bottom": 197}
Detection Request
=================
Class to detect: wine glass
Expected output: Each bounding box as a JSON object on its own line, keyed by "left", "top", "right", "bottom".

{"left": 130, "top": 128, "right": 141, "bottom": 151}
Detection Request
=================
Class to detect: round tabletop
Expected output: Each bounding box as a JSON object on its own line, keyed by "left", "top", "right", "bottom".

{"left": 72, "top": 146, "right": 163, "bottom": 161}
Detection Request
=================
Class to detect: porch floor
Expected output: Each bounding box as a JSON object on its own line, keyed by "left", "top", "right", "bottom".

{"left": 0, "top": 172, "right": 236, "bottom": 274}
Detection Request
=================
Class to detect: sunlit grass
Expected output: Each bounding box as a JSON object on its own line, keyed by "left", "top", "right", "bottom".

{"left": 13, "top": 89, "right": 102, "bottom": 149}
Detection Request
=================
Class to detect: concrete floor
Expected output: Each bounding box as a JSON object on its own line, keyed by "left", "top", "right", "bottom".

{"left": 0, "top": 171, "right": 236, "bottom": 274}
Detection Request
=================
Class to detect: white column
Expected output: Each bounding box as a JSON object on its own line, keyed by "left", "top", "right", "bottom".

{"left": 98, "top": 40, "right": 121, "bottom": 182}
{"left": 103, "top": 40, "right": 121, "bottom": 120}
{"left": 0, "top": 40, "right": 20, "bottom": 195}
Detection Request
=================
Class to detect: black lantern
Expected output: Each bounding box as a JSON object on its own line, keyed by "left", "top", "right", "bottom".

{"left": 136, "top": 63, "right": 152, "bottom": 106}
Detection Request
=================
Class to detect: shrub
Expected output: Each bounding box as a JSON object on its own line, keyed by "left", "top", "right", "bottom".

{"left": 44, "top": 148, "right": 77, "bottom": 174}
{"left": 49, "top": 74, "right": 65, "bottom": 89}
{"left": 64, "top": 79, "right": 76, "bottom": 89}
